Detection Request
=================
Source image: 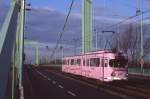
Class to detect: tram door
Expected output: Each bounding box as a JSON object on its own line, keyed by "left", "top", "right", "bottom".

{"left": 101, "top": 58, "right": 108, "bottom": 80}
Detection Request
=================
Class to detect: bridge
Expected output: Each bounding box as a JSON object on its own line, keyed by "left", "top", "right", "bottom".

{"left": 0, "top": 0, "right": 150, "bottom": 99}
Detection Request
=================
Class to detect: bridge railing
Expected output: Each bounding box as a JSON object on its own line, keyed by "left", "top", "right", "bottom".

{"left": 128, "top": 67, "right": 150, "bottom": 76}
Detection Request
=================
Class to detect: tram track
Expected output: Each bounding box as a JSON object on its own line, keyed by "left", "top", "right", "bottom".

{"left": 108, "top": 80, "right": 150, "bottom": 94}
{"left": 81, "top": 76, "right": 150, "bottom": 99}
{"left": 44, "top": 68, "right": 150, "bottom": 99}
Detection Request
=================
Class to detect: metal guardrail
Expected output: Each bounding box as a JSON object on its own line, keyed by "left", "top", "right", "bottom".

{"left": 0, "top": 1, "right": 19, "bottom": 99}
{"left": 128, "top": 68, "right": 150, "bottom": 76}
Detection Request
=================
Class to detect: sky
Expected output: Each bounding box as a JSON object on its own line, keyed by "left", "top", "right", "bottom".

{"left": 0, "top": 0, "right": 150, "bottom": 63}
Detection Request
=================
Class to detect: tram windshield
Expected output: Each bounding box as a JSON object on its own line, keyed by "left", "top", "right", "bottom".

{"left": 109, "top": 58, "right": 127, "bottom": 68}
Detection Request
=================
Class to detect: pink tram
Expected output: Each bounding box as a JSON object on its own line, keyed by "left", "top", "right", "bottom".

{"left": 62, "top": 50, "right": 128, "bottom": 81}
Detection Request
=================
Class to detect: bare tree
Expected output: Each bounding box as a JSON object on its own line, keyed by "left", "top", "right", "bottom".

{"left": 110, "top": 23, "right": 150, "bottom": 67}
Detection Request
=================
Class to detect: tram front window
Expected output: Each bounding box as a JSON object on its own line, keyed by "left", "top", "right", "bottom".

{"left": 109, "top": 59, "right": 127, "bottom": 68}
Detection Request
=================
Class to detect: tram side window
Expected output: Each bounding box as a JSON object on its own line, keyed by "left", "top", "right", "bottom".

{"left": 77, "top": 59, "right": 81, "bottom": 66}
{"left": 90, "top": 58, "right": 100, "bottom": 67}
{"left": 71, "top": 59, "right": 74, "bottom": 65}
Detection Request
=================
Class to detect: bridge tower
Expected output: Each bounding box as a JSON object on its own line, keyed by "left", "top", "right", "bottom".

{"left": 82, "top": 0, "right": 92, "bottom": 53}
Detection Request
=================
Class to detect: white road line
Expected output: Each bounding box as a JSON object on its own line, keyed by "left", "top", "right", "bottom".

{"left": 67, "top": 91, "right": 76, "bottom": 96}
{"left": 36, "top": 70, "right": 51, "bottom": 80}
{"left": 46, "top": 77, "right": 49, "bottom": 79}
{"left": 35, "top": 70, "right": 77, "bottom": 97}
{"left": 49, "top": 71, "right": 134, "bottom": 99}
{"left": 58, "top": 85, "right": 64, "bottom": 89}
{"left": 50, "top": 71, "right": 98, "bottom": 89}
{"left": 48, "top": 78, "right": 51, "bottom": 81}
{"left": 52, "top": 81, "right": 57, "bottom": 84}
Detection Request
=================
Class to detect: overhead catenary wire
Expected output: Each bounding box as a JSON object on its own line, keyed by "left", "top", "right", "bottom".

{"left": 51, "top": 0, "right": 150, "bottom": 58}
{"left": 62, "top": 11, "right": 150, "bottom": 52}
{"left": 73, "top": 9, "right": 150, "bottom": 39}
{"left": 101, "top": 9, "right": 150, "bottom": 31}
{"left": 50, "top": 0, "right": 74, "bottom": 59}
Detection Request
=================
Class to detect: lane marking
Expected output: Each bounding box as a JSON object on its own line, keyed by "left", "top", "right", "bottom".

{"left": 67, "top": 91, "right": 76, "bottom": 96}
{"left": 52, "top": 81, "right": 57, "bottom": 84}
{"left": 36, "top": 70, "right": 50, "bottom": 80}
{"left": 58, "top": 85, "right": 64, "bottom": 89}
{"left": 49, "top": 70, "right": 98, "bottom": 89}
{"left": 19, "top": 86, "right": 24, "bottom": 99}
{"left": 48, "top": 70, "right": 133, "bottom": 99}
{"left": 48, "top": 78, "right": 51, "bottom": 81}
{"left": 35, "top": 70, "right": 78, "bottom": 97}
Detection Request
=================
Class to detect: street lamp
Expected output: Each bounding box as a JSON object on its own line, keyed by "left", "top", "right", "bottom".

{"left": 60, "top": 46, "right": 63, "bottom": 65}
{"left": 94, "top": 29, "right": 98, "bottom": 51}
{"left": 24, "top": 40, "right": 39, "bottom": 66}
{"left": 93, "top": 29, "right": 103, "bottom": 50}
{"left": 73, "top": 38, "right": 79, "bottom": 55}
{"left": 137, "top": 0, "right": 144, "bottom": 74}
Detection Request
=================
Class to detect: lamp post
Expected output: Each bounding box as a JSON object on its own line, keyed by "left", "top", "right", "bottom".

{"left": 35, "top": 44, "right": 39, "bottom": 65}
{"left": 60, "top": 46, "right": 63, "bottom": 65}
{"left": 117, "top": 24, "right": 120, "bottom": 51}
{"left": 73, "top": 38, "right": 80, "bottom": 55}
{"left": 93, "top": 29, "right": 104, "bottom": 50}
{"left": 137, "top": 0, "right": 144, "bottom": 74}
{"left": 94, "top": 29, "right": 98, "bottom": 51}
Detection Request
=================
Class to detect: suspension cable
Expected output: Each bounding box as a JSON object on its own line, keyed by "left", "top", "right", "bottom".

{"left": 50, "top": 0, "right": 74, "bottom": 59}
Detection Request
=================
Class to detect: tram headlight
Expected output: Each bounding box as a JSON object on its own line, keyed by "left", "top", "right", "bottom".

{"left": 111, "top": 72, "right": 116, "bottom": 77}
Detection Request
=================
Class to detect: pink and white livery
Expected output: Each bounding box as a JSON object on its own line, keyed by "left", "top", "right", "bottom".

{"left": 62, "top": 50, "right": 128, "bottom": 81}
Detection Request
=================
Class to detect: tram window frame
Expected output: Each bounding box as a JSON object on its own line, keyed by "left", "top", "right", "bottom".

{"left": 104, "top": 59, "right": 108, "bottom": 67}
{"left": 63, "top": 60, "right": 66, "bottom": 65}
{"left": 71, "top": 59, "right": 74, "bottom": 65}
{"left": 86, "top": 59, "right": 90, "bottom": 66}
{"left": 83, "top": 58, "right": 85, "bottom": 66}
{"left": 101, "top": 58, "right": 104, "bottom": 67}
{"left": 68, "top": 59, "right": 70, "bottom": 65}
{"left": 74, "top": 59, "right": 76, "bottom": 65}
{"left": 77, "top": 59, "right": 81, "bottom": 66}
{"left": 99, "top": 58, "right": 101, "bottom": 67}
{"left": 90, "top": 58, "right": 100, "bottom": 67}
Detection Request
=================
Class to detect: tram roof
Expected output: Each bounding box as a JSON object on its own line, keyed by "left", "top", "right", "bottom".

{"left": 63, "top": 49, "right": 115, "bottom": 58}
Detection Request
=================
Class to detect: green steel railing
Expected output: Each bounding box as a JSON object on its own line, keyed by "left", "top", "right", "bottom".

{"left": 0, "top": 1, "right": 19, "bottom": 99}
{"left": 0, "top": 0, "right": 25, "bottom": 99}
{"left": 128, "top": 67, "right": 150, "bottom": 76}
{"left": 25, "top": 40, "right": 39, "bottom": 65}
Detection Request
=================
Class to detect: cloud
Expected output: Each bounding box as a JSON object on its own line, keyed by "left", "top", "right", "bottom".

{"left": 25, "top": 7, "right": 82, "bottom": 44}
{"left": 24, "top": 5, "right": 132, "bottom": 60}
{"left": 25, "top": 4, "right": 129, "bottom": 43}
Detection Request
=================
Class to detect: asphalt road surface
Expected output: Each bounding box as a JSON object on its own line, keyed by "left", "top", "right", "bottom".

{"left": 23, "top": 66, "right": 123, "bottom": 99}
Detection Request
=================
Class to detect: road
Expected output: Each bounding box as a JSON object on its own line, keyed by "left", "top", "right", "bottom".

{"left": 23, "top": 66, "right": 123, "bottom": 99}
